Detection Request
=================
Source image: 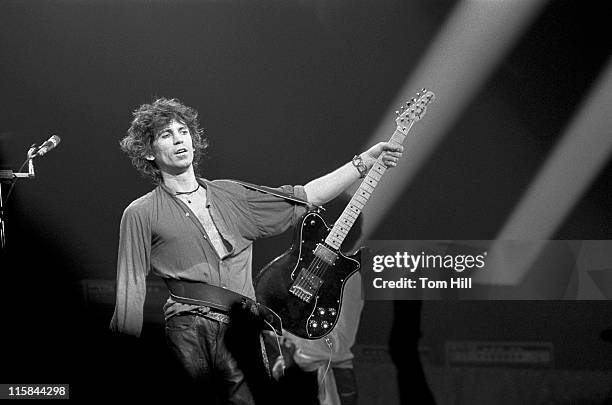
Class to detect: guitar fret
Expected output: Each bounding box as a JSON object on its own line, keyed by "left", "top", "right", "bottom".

{"left": 391, "top": 133, "right": 405, "bottom": 144}
{"left": 322, "top": 91, "right": 433, "bottom": 251}
{"left": 325, "top": 235, "right": 341, "bottom": 248}
{"left": 372, "top": 163, "right": 386, "bottom": 174}
{"left": 261, "top": 91, "right": 434, "bottom": 340}
{"left": 333, "top": 223, "right": 349, "bottom": 233}
{"left": 348, "top": 206, "right": 360, "bottom": 216}
{"left": 354, "top": 194, "right": 367, "bottom": 205}
{"left": 348, "top": 203, "right": 361, "bottom": 212}
{"left": 343, "top": 210, "right": 358, "bottom": 220}
{"left": 358, "top": 189, "right": 371, "bottom": 199}
{"left": 364, "top": 176, "right": 378, "bottom": 187}
{"left": 333, "top": 229, "right": 346, "bottom": 237}
{"left": 339, "top": 216, "right": 353, "bottom": 225}
{"left": 339, "top": 209, "right": 354, "bottom": 219}
{"left": 332, "top": 232, "right": 344, "bottom": 240}
{"left": 361, "top": 183, "right": 375, "bottom": 194}
{"left": 351, "top": 200, "right": 364, "bottom": 210}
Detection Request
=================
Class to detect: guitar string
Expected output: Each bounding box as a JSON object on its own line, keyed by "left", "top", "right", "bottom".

{"left": 306, "top": 156, "right": 387, "bottom": 285}
{"left": 294, "top": 107, "right": 420, "bottom": 294}
{"left": 310, "top": 257, "right": 328, "bottom": 284}
{"left": 302, "top": 255, "right": 326, "bottom": 290}
{"left": 292, "top": 242, "right": 322, "bottom": 291}
{"left": 299, "top": 252, "right": 330, "bottom": 294}
{"left": 296, "top": 214, "right": 335, "bottom": 291}
{"left": 290, "top": 99, "right": 427, "bottom": 326}
{"left": 300, "top": 194, "right": 366, "bottom": 290}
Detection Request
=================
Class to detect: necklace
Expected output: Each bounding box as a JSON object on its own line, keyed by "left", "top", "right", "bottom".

{"left": 174, "top": 184, "right": 200, "bottom": 204}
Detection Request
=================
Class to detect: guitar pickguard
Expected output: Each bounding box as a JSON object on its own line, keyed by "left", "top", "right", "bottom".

{"left": 254, "top": 89, "right": 435, "bottom": 339}
{"left": 254, "top": 212, "right": 361, "bottom": 339}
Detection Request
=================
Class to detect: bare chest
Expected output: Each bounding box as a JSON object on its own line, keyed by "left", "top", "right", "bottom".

{"left": 175, "top": 190, "right": 228, "bottom": 257}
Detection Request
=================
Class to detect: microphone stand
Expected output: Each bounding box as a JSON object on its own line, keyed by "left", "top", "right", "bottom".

{"left": 0, "top": 145, "right": 37, "bottom": 250}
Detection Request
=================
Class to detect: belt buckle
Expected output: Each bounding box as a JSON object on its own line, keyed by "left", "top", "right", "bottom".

{"left": 203, "top": 308, "right": 231, "bottom": 324}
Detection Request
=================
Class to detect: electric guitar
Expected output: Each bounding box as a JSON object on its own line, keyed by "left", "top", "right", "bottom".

{"left": 254, "top": 89, "right": 435, "bottom": 339}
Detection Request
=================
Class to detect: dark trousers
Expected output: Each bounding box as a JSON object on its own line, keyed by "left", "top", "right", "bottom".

{"left": 165, "top": 311, "right": 321, "bottom": 404}
{"left": 165, "top": 313, "right": 261, "bottom": 404}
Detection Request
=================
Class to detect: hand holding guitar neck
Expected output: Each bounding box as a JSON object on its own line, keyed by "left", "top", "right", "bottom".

{"left": 359, "top": 142, "right": 404, "bottom": 170}
{"left": 255, "top": 89, "right": 436, "bottom": 339}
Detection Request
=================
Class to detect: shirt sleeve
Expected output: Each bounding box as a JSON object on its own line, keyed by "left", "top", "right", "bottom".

{"left": 109, "top": 204, "right": 151, "bottom": 337}
{"left": 246, "top": 184, "right": 309, "bottom": 239}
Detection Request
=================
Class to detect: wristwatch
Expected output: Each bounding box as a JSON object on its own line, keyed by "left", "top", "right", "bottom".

{"left": 352, "top": 155, "right": 368, "bottom": 178}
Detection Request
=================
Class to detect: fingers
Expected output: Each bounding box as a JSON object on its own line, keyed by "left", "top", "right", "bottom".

{"left": 381, "top": 152, "right": 400, "bottom": 167}
{"left": 385, "top": 159, "right": 398, "bottom": 167}
{"left": 380, "top": 142, "right": 403, "bottom": 153}
{"left": 381, "top": 144, "right": 403, "bottom": 167}
{"left": 365, "top": 142, "right": 404, "bottom": 168}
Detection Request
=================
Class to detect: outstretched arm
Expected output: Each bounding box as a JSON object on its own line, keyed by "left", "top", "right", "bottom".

{"left": 303, "top": 142, "right": 403, "bottom": 206}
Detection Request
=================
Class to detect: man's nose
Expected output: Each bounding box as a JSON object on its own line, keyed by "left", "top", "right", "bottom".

{"left": 172, "top": 132, "right": 183, "bottom": 144}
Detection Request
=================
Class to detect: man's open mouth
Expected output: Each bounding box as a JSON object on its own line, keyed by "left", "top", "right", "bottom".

{"left": 175, "top": 148, "right": 188, "bottom": 155}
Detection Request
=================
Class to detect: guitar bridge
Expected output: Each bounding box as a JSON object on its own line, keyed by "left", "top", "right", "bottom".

{"left": 290, "top": 267, "right": 323, "bottom": 303}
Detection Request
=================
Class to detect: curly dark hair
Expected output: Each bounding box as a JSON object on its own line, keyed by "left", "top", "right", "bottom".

{"left": 120, "top": 97, "right": 208, "bottom": 183}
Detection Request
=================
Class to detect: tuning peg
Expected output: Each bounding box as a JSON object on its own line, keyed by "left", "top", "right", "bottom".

{"left": 395, "top": 110, "right": 400, "bottom": 115}
{"left": 400, "top": 106, "right": 405, "bottom": 110}
{"left": 421, "top": 88, "right": 427, "bottom": 93}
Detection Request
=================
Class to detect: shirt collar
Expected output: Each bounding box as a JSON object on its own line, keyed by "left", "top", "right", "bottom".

{"left": 159, "top": 177, "right": 211, "bottom": 208}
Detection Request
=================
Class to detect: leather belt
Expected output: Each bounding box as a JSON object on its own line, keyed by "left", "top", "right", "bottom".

{"left": 164, "top": 279, "right": 283, "bottom": 335}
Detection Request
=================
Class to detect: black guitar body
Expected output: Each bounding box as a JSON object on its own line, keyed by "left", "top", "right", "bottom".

{"left": 254, "top": 89, "right": 435, "bottom": 339}
{"left": 254, "top": 211, "right": 361, "bottom": 339}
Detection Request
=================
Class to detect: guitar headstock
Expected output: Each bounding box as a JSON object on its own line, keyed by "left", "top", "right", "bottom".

{"left": 395, "top": 88, "right": 435, "bottom": 134}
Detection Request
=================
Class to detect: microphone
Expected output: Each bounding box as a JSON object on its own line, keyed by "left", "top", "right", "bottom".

{"left": 34, "top": 135, "right": 61, "bottom": 157}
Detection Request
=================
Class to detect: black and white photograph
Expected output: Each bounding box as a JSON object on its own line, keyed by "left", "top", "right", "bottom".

{"left": 0, "top": 0, "right": 610, "bottom": 403}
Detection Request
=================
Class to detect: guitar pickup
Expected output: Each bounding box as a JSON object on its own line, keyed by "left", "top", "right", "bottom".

{"left": 314, "top": 244, "right": 338, "bottom": 265}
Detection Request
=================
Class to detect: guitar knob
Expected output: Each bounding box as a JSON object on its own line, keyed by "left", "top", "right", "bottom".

{"left": 321, "top": 321, "right": 329, "bottom": 329}
{"left": 310, "top": 220, "right": 316, "bottom": 226}
{"left": 318, "top": 308, "right": 326, "bottom": 316}
{"left": 309, "top": 319, "right": 318, "bottom": 329}
{"left": 328, "top": 308, "right": 337, "bottom": 316}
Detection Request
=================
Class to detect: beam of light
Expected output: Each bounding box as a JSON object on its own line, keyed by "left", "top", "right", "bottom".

{"left": 358, "top": 0, "right": 548, "bottom": 241}
{"left": 475, "top": 57, "right": 612, "bottom": 285}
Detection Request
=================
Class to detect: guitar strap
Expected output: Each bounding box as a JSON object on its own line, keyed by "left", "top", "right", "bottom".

{"left": 225, "top": 179, "right": 323, "bottom": 211}
{"left": 165, "top": 278, "right": 283, "bottom": 335}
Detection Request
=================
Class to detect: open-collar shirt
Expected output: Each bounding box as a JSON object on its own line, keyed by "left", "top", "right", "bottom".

{"left": 110, "top": 178, "right": 307, "bottom": 336}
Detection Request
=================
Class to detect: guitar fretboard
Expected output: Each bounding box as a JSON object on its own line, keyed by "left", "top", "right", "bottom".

{"left": 325, "top": 122, "right": 415, "bottom": 250}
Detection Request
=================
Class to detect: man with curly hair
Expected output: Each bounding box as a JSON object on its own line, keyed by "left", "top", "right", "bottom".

{"left": 110, "top": 97, "right": 402, "bottom": 404}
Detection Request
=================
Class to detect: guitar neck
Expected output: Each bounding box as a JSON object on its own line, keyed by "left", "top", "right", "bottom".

{"left": 324, "top": 121, "right": 414, "bottom": 250}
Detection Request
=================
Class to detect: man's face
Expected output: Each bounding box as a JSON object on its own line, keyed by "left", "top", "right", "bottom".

{"left": 147, "top": 119, "right": 194, "bottom": 175}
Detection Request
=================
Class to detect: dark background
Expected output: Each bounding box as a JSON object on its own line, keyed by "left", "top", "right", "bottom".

{"left": 1, "top": 0, "right": 610, "bottom": 401}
